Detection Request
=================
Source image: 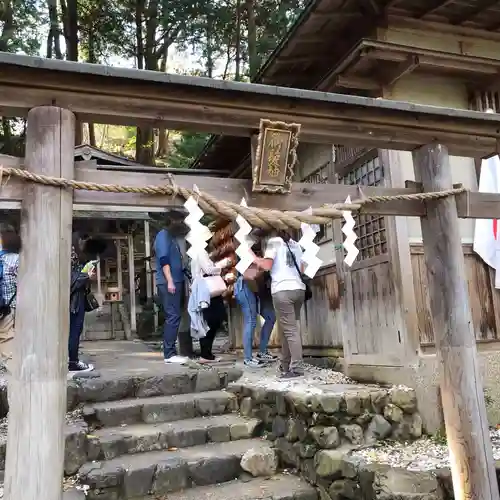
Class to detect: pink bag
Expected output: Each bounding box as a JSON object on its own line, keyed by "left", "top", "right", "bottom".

{"left": 203, "top": 275, "right": 227, "bottom": 298}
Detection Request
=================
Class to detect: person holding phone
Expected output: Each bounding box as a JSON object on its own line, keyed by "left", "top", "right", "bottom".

{"left": 154, "top": 218, "right": 187, "bottom": 364}
{"left": 69, "top": 232, "right": 95, "bottom": 373}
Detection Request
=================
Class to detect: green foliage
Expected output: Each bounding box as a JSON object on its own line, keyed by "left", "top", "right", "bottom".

{"left": 484, "top": 388, "right": 493, "bottom": 407}
{"left": 0, "top": 0, "right": 307, "bottom": 165}
{"left": 430, "top": 429, "right": 447, "bottom": 446}
{"left": 169, "top": 132, "right": 210, "bottom": 169}
{"left": 0, "top": 0, "right": 44, "bottom": 54}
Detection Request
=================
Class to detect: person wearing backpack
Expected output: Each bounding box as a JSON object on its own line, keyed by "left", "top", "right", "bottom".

{"left": 0, "top": 224, "right": 21, "bottom": 373}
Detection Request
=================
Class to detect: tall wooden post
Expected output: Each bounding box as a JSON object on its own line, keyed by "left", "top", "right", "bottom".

{"left": 144, "top": 221, "right": 153, "bottom": 303}
{"left": 96, "top": 255, "right": 102, "bottom": 309}
{"left": 4, "top": 107, "right": 75, "bottom": 500}
{"left": 116, "top": 240, "right": 123, "bottom": 292}
{"left": 413, "top": 143, "right": 499, "bottom": 500}
{"left": 127, "top": 233, "right": 137, "bottom": 336}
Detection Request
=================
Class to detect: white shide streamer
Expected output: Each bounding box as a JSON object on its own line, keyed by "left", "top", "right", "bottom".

{"left": 342, "top": 196, "right": 359, "bottom": 267}
{"left": 235, "top": 198, "right": 255, "bottom": 274}
{"left": 184, "top": 186, "right": 213, "bottom": 263}
{"left": 298, "top": 207, "right": 323, "bottom": 279}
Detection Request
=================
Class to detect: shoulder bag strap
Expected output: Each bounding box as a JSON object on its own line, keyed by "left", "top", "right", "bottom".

{"left": 284, "top": 240, "right": 304, "bottom": 280}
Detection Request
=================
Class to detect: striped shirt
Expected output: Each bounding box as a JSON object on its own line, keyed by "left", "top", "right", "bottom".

{"left": 0, "top": 252, "right": 19, "bottom": 310}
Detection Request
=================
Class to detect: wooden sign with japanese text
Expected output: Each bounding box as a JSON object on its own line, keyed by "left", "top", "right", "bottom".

{"left": 252, "top": 119, "right": 301, "bottom": 194}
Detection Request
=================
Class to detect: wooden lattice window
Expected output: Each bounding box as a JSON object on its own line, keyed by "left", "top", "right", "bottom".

{"left": 302, "top": 162, "right": 331, "bottom": 243}
{"left": 335, "top": 145, "right": 367, "bottom": 166}
{"left": 339, "top": 155, "right": 387, "bottom": 260}
{"left": 471, "top": 90, "right": 500, "bottom": 113}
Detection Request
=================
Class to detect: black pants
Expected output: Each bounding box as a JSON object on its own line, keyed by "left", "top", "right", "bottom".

{"left": 200, "top": 296, "right": 227, "bottom": 359}
{"left": 69, "top": 292, "right": 85, "bottom": 365}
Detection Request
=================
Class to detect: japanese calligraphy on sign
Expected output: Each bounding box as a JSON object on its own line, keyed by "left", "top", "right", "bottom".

{"left": 252, "top": 119, "right": 301, "bottom": 194}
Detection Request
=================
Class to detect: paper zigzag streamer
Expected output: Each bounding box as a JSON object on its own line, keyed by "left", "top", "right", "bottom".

{"left": 235, "top": 198, "right": 255, "bottom": 274}
{"left": 342, "top": 196, "right": 359, "bottom": 267}
{"left": 184, "top": 186, "right": 213, "bottom": 262}
{"left": 298, "top": 207, "right": 323, "bottom": 279}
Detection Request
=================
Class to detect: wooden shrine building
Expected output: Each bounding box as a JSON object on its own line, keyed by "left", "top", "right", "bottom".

{"left": 191, "top": 0, "right": 500, "bottom": 432}
{"left": 3, "top": 46, "right": 500, "bottom": 499}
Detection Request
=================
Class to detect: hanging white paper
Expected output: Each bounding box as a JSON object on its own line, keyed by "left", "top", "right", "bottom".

{"left": 298, "top": 207, "right": 323, "bottom": 278}
{"left": 342, "top": 196, "right": 359, "bottom": 267}
{"left": 235, "top": 198, "right": 256, "bottom": 274}
{"left": 184, "top": 194, "right": 212, "bottom": 261}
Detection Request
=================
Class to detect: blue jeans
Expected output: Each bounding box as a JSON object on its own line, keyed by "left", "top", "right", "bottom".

{"left": 157, "top": 283, "right": 183, "bottom": 359}
{"left": 235, "top": 278, "right": 276, "bottom": 361}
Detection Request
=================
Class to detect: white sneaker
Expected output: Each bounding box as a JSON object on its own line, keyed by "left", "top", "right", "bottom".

{"left": 164, "top": 355, "right": 188, "bottom": 364}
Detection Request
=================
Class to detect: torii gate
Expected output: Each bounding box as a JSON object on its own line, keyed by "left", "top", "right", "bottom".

{"left": 0, "top": 52, "right": 500, "bottom": 500}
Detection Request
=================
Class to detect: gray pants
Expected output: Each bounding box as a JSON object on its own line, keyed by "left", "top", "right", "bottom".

{"left": 272, "top": 289, "right": 305, "bottom": 372}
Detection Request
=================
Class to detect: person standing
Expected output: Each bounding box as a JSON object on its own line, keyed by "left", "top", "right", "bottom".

{"left": 69, "top": 232, "right": 95, "bottom": 373}
{"left": 0, "top": 224, "right": 21, "bottom": 373}
{"left": 234, "top": 271, "right": 277, "bottom": 368}
{"left": 189, "top": 251, "right": 231, "bottom": 363}
{"left": 154, "top": 219, "right": 187, "bottom": 364}
{"left": 254, "top": 232, "right": 306, "bottom": 379}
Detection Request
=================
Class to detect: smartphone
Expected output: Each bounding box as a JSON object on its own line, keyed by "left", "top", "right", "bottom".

{"left": 82, "top": 260, "right": 99, "bottom": 274}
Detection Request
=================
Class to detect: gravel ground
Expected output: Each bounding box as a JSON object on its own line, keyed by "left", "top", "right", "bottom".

{"left": 237, "top": 360, "right": 358, "bottom": 393}
{"left": 0, "top": 405, "right": 85, "bottom": 440}
{"left": 350, "top": 428, "right": 500, "bottom": 471}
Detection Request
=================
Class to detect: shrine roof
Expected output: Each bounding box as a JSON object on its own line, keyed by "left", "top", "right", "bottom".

{"left": 192, "top": 0, "right": 500, "bottom": 174}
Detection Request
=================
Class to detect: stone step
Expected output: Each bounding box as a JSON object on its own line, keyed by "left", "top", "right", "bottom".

{"left": 67, "top": 367, "right": 242, "bottom": 407}
{"left": 151, "top": 475, "right": 318, "bottom": 500}
{"left": 85, "top": 324, "right": 124, "bottom": 333}
{"left": 63, "top": 489, "right": 86, "bottom": 500}
{"left": 0, "top": 486, "right": 87, "bottom": 500}
{"left": 87, "top": 414, "right": 263, "bottom": 461}
{"left": 83, "top": 390, "right": 238, "bottom": 427}
{"left": 82, "top": 330, "right": 126, "bottom": 341}
{"left": 78, "top": 438, "right": 271, "bottom": 500}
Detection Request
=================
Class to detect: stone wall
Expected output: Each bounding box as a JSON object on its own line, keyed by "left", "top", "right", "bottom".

{"left": 228, "top": 383, "right": 425, "bottom": 499}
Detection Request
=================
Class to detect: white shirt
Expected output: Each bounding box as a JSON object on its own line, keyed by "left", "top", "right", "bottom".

{"left": 264, "top": 237, "right": 305, "bottom": 294}
{"left": 190, "top": 251, "right": 229, "bottom": 279}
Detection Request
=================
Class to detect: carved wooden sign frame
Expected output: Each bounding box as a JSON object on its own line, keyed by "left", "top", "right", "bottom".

{"left": 252, "top": 119, "right": 301, "bottom": 194}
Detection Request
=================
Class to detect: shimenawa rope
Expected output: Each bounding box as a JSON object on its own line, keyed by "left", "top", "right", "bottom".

{"left": 0, "top": 166, "right": 466, "bottom": 231}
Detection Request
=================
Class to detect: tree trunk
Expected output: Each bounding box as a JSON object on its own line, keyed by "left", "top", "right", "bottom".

{"left": 246, "top": 0, "right": 258, "bottom": 79}
{"left": 48, "top": 0, "right": 62, "bottom": 59}
{"left": 156, "top": 43, "right": 169, "bottom": 158}
{"left": 205, "top": 13, "right": 214, "bottom": 78}
{"left": 135, "top": 0, "right": 145, "bottom": 70}
{"left": 223, "top": 43, "right": 231, "bottom": 80}
{"left": 46, "top": 32, "right": 53, "bottom": 58}
{"left": 87, "top": 26, "right": 96, "bottom": 146}
{"left": 144, "top": 0, "right": 159, "bottom": 70}
{"left": 136, "top": 0, "right": 159, "bottom": 165}
{"left": 65, "top": 0, "right": 78, "bottom": 61}
{"left": 0, "top": 0, "right": 13, "bottom": 52}
{"left": 1, "top": 118, "right": 12, "bottom": 154}
{"left": 235, "top": 0, "right": 241, "bottom": 81}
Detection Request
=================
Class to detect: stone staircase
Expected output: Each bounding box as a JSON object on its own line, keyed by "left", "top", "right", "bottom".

{"left": 71, "top": 367, "right": 317, "bottom": 500}
{"left": 83, "top": 303, "right": 126, "bottom": 341}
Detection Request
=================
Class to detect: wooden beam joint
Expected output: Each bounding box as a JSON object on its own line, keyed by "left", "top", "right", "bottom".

{"left": 383, "top": 54, "right": 420, "bottom": 87}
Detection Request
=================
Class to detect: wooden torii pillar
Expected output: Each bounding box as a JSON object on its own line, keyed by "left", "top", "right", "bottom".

{"left": 413, "top": 143, "right": 498, "bottom": 500}
{"left": 4, "top": 106, "right": 75, "bottom": 500}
